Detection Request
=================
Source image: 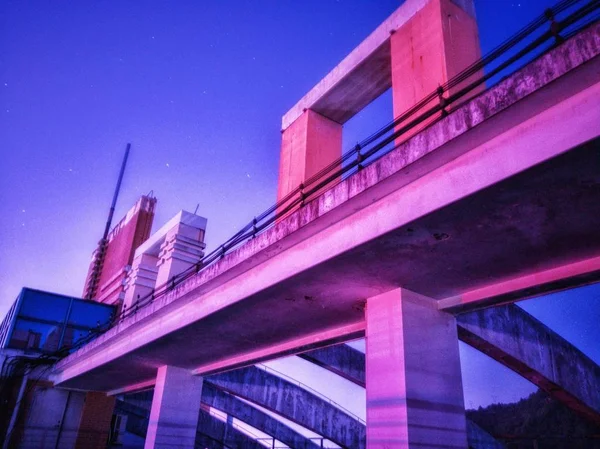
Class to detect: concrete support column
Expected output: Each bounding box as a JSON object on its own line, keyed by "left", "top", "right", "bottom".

{"left": 277, "top": 109, "right": 342, "bottom": 205}
{"left": 365, "top": 288, "right": 467, "bottom": 449}
{"left": 123, "top": 253, "right": 159, "bottom": 310}
{"left": 390, "top": 0, "right": 481, "bottom": 138}
{"left": 145, "top": 366, "right": 204, "bottom": 449}
{"left": 155, "top": 223, "right": 206, "bottom": 288}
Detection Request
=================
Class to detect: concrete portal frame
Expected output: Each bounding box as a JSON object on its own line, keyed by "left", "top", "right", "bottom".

{"left": 277, "top": 0, "right": 481, "bottom": 202}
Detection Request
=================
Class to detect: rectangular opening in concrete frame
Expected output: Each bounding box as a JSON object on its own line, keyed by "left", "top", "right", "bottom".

{"left": 341, "top": 89, "right": 394, "bottom": 180}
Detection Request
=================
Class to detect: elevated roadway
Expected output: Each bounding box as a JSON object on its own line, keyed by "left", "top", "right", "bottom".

{"left": 54, "top": 22, "right": 600, "bottom": 394}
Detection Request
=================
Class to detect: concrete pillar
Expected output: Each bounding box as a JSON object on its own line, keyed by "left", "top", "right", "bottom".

{"left": 145, "top": 365, "right": 204, "bottom": 449}
{"left": 155, "top": 223, "right": 206, "bottom": 288}
{"left": 390, "top": 0, "right": 481, "bottom": 137}
{"left": 123, "top": 253, "right": 159, "bottom": 310}
{"left": 277, "top": 109, "right": 342, "bottom": 205}
{"left": 365, "top": 288, "right": 467, "bottom": 449}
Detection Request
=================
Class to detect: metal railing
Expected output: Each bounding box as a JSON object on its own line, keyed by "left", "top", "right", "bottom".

{"left": 51, "top": 0, "right": 600, "bottom": 360}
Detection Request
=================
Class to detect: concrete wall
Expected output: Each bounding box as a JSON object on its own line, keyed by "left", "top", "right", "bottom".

{"left": 457, "top": 304, "right": 600, "bottom": 424}
{"left": 8, "top": 381, "right": 87, "bottom": 449}
{"left": 202, "top": 383, "right": 320, "bottom": 449}
{"left": 208, "top": 366, "right": 366, "bottom": 449}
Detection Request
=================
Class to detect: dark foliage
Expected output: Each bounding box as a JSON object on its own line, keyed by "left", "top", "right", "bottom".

{"left": 467, "top": 389, "right": 600, "bottom": 449}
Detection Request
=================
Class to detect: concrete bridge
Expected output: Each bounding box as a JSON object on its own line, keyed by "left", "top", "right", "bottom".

{"left": 50, "top": 0, "right": 600, "bottom": 447}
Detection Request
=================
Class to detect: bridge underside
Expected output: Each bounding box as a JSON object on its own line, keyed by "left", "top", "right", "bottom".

{"left": 58, "top": 135, "right": 600, "bottom": 392}
{"left": 54, "top": 27, "right": 600, "bottom": 392}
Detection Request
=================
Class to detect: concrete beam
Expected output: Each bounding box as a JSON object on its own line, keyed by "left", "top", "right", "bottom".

{"left": 281, "top": 0, "right": 478, "bottom": 129}
{"left": 299, "top": 344, "right": 366, "bottom": 387}
{"left": 439, "top": 255, "right": 600, "bottom": 313}
{"left": 202, "top": 383, "right": 320, "bottom": 449}
{"left": 53, "top": 23, "right": 600, "bottom": 392}
{"left": 301, "top": 344, "right": 505, "bottom": 449}
{"left": 118, "top": 382, "right": 321, "bottom": 449}
{"left": 115, "top": 399, "right": 263, "bottom": 449}
{"left": 196, "top": 408, "right": 264, "bottom": 449}
{"left": 208, "top": 366, "right": 366, "bottom": 449}
{"left": 457, "top": 304, "right": 600, "bottom": 425}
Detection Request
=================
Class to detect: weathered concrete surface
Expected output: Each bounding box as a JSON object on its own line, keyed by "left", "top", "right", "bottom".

{"left": 281, "top": 0, "right": 478, "bottom": 129}
{"left": 196, "top": 408, "right": 264, "bottom": 449}
{"left": 365, "top": 289, "right": 467, "bottom": 448}
{"left": 202, "top": 382, "right": 320, "bottom": 449}
{"left": 390, "top": 0, "right": 481, "bottom": 138}
{"left": 119, "top": 382, "right": 319, "bottom": 449}
{"left": 115, "top": 400, "right": 263, "bottom": 449}
{"left": 53, "top": 23, "right": 600, "bottom": 392}
{"left": 278, "top": 0, "right": 480, "bottom": 200}
{"left": 115, "top": 399, "right": 150, "bottom": 439}
{"left": 300, "top": 344, "right": 366, "bottom": 386}
{"left": 144, "top": 366, "right": 204, "bottom": 449}
{"left": 208, "top": 366, "right": 366, "bottom": 449}
{"left": 303, "top": 344, "right": 505, "bottom": 449}
{"left": 277, "top": 109, "right": 342, "bottom": 202}
{"left": 458, "top": 304, "right": 600, "bottom": 425}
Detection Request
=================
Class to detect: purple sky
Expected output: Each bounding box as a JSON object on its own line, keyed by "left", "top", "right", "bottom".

{"left": 1, "top": 0, "right": 599, "bottom": 408}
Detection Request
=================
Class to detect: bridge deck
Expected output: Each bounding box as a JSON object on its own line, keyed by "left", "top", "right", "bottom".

{"left": 54, "top": 24, "right": 600, "bottom": 392}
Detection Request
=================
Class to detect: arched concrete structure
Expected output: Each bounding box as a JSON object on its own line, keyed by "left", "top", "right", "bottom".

{"left": 115, "top": 399, "right": 263, "bottom": 449}
{"left": 196, "top": 408, "right": 264, "bottom": 449}
{"left": 55, "top": 22, "right": 600, "bottom": 393}
{"left": 457, "top": 303, "right": 600, "bottom": 425}
{"left": 208, "top": 366, "right": 366, "bottom": 449}
{"left": 300, "top": 345, "right": 366, "bottom": 387}
{"left": 202, "top": 383, "right": 320, "bottom": 449}
{"left": 302, "top": 344, "right": 505, "bottom": 449}
{"left": 119, "top": 381, "right": 322, "bottom": 449}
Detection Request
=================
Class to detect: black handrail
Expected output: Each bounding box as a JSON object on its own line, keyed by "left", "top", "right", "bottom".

{"left": 50, "top": 0, "right": 600, "bottom": 359}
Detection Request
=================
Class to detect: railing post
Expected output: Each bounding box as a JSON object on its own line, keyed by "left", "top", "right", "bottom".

{"left": 437, "top": 85, "right": 448, "bottom": 117}
{"left": 299, "top": 183, "right": 305, "bottom": 207}
{"left": 545, "top": 8, "right": 564, "bottom": 45}
{"left": 355, "top": 144, "right": 363, "bottom": 171}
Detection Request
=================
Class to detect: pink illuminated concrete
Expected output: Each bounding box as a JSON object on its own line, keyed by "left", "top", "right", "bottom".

{"left": 281, "top": 0, "right": 473, "bottom": 128}
{"left": 52, "top": 24, "right": 600, "bottom": 393}
{"left": 155, "top": 219, "right": 206, "bottom": 288}
{"left": 123, "top": 253, "right": 159, "bottom": 310}
{"left": 144, "top": 365, "right": 204, "bottom": 449}
{"left": 277, "top": 109, "right": 342, "bottom": 203}
{"left": 366, "top": 289, "right": 467, "bottom": 449}
{"left": 390, "top": 0, "right": 481, "bottom": 137}
{"left": 122, "top": 210, "right": 207, "bottom": 309}
{"left": 278, "top": 0, "right": 480, "bottom": 202}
